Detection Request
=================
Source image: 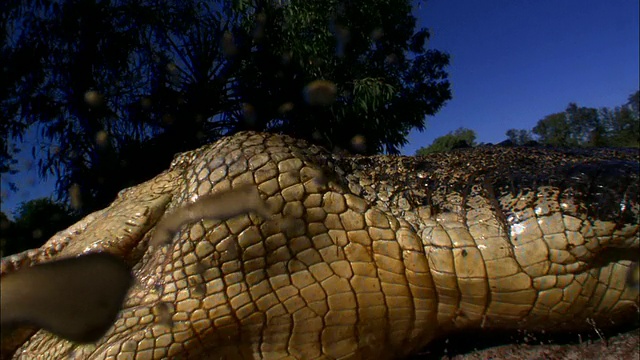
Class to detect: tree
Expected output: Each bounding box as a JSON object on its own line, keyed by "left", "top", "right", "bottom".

{"left": 532, "top": 94, "right": 639, "bottom": 148}
{"left": 610, "top": 90, "right": 640, "bottom": 147}
{"left": 2, "top": 198, "right": 78, "bottom": 256}
{"left": 415, "top": 127, "right": 476, "bottom": 155}
{"left": 4, "top": 0, "right": 451, "bottom": 214}
{"left": 0, "top": 211, "right": 15, "bottom": 258}
{"left": 505, "top": 129, "right": 534, "bottom": 145}
{"left": 0, "top": 4, "right": 27, "bottom": 183}
{"left": 532, "top": 111, "right": 574, "bottom": 147}
{"left": 564, "top": 103, "right": 603, "bottom": 146}
{"left": 599, "top": 103, "right": 639, "bottom": 148}
{"left": 532, "top": 103, "right": 604, "bottom": 147}
{"left": 4, "top": 0, "right": 161, "bottom": 212}
{"left": 232, "top": 0, "right": 452, "bottom": 154}
{"left": 627, "top": 90, "right": 639, "bottom": 114}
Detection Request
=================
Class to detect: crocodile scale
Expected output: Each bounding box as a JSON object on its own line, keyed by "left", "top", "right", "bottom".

{"left": 2, "top": 131, "right": 638, "bottom": 359}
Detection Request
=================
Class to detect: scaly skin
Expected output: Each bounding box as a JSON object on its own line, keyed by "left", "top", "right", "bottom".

{"left": 2, "top": 132, "right": 638, "bottom": 359}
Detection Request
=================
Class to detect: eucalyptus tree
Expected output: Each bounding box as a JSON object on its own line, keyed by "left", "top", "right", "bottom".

{"left": 3, "top": 0, "right": 451, "bottom": 213}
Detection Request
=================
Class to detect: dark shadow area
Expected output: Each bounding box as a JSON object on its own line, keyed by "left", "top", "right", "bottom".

{"left": 411, "top": 321, "right": 640, "bottom": 359}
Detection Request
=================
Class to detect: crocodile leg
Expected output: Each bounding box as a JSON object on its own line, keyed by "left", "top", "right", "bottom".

{"left": 1, "top": 171, "right": 175, "bottom": 359}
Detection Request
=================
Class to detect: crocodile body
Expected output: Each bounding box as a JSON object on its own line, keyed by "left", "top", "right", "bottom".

{"left": 2, "top": 131, "right": 638, "bottom": 359}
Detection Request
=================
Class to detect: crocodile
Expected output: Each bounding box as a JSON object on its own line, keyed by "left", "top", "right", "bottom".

{"left": 1, "top": 131, "right": 638, "bottom": 359}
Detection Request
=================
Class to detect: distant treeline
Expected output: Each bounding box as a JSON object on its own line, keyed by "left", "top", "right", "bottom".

{"left": 416, "top": 90, "right": 639, "bottom": 155}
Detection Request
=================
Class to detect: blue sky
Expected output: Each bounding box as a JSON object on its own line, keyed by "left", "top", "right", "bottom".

{"left": 1, "top": 0, "right": 639, "bottom": 218}
{"left": 404, "top": 0, "right": 639, "bottom": 154}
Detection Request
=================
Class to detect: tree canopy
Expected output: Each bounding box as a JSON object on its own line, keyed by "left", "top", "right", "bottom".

{"left": 530, "top": 92, "right": 639, "bottom": 148}
{"left": 3, "top": 0, "right": 451, "bottom": 214}
{"left": 413, "top": 91, "right": 638, "bottom": 156}
{"left": 415, "top": 127, "right": 476, "bottom": 155}
{"left": 0, "top": 198, "right": 78, "bottom": 257}
{"left": 506, "top": 90, "right": 639, "bottom": 148}
{"left": 504, "top": 129, "right": 534, "bottom": 146}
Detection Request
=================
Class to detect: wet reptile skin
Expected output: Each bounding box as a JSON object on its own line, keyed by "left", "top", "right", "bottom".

{"left": 1, "top": 131, "right": 638, "bottom": 359}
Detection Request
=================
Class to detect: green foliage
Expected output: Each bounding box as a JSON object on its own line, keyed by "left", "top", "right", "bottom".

{"left": 0, "top": 32, "right": 26, "bottom": 178}
{"left": 415, "top": 127, "right": 476, "bottom": 156}
{"left": 565, "top": 103, "right": 604, "bottom": 146}
{"left": 0, "top": 211, "right": 13, "bottom": 258}
{"left": 233, "top": 0, "right": 452, "bottom": 153}
{"left": 4, "top": 0, "right": 451, "bottom": 214}
{"left": 610, "top": 90, "right": 640, "bottom": 147}
{"left": 627, "top": 90, "right": 639, "bottom": 114}
{"left": 532, "top": 93, "right": 639, "bottom": 148}
{"left": 505, "top": 129, "right": 534, "bottom": 145}
{"left": 532, "top": 112, "right": 574, "bottom": 147}
{"left": 599, "top": 104, "right": 640, "bottom": 147}
{"left": 1, "top": 198, "right": 78, "bottom": 257}
{"left": 532, "top": 104, "right": 605, "bottom": 147}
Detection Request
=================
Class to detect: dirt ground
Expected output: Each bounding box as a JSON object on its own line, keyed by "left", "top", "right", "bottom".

{"left": 410, "top": 324, "right": 639, "bottom": 360}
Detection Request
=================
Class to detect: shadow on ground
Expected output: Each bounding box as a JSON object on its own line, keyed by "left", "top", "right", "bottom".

{"left": 411, "top": 321, "right": 639, "bottom": 360}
